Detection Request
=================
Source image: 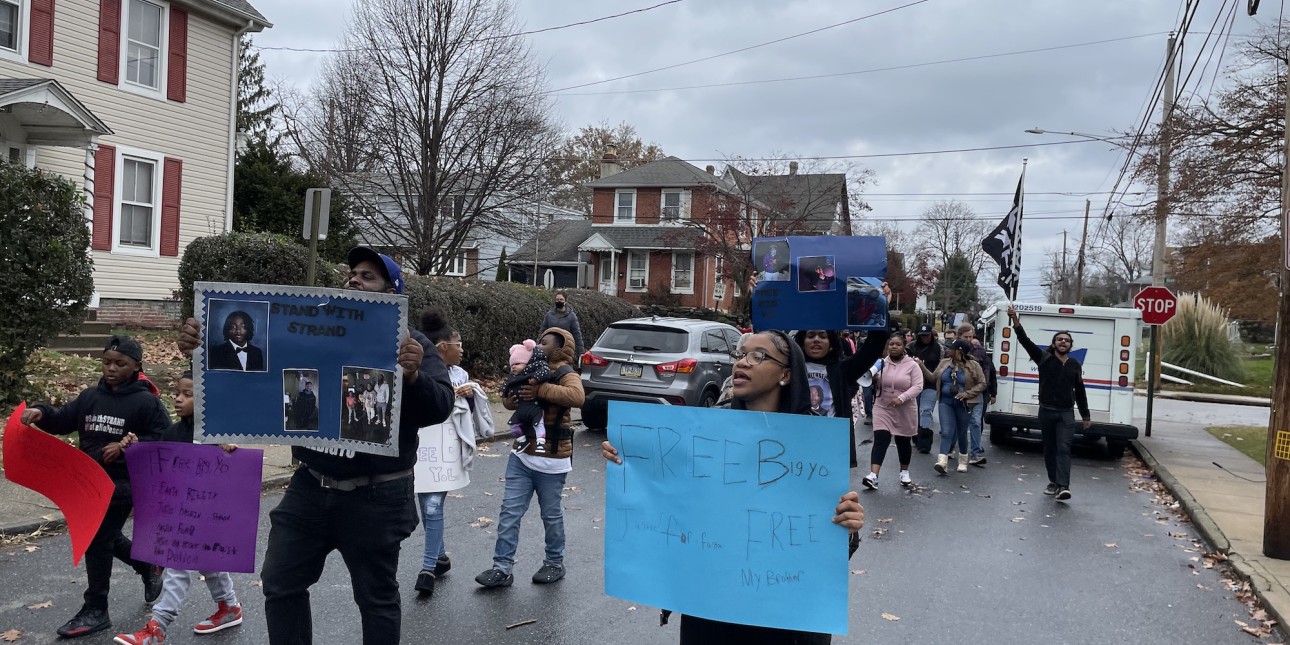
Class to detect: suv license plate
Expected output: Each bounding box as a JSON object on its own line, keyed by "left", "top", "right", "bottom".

{"left": 619, "top": 364, "right": 643, "bottom": 378}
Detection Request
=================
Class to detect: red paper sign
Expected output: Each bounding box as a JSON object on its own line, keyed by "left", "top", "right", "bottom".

{"left": 3, "top": 403, "right": 115, "bottom": 565}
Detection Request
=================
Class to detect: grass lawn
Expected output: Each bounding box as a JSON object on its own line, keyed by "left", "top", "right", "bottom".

{"left": 1141, "top": 350, "right": 1275, "bottom": 399}
{"left": 1206, "top": 425, "right": 1267, "bottom": 466}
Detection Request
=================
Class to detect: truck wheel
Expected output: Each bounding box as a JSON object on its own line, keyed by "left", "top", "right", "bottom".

{"left": 990, "top": 424, "right": 1012, "bottom": 446}
{"left": 1105, "top": 439, "right": 1128, "bottom": 459}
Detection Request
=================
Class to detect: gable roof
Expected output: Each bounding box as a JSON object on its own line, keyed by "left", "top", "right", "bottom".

{"left": 188, "top": 0, "right": 271, "bottom": 27}
{"left": 725, "top": 166, "right": 847, "bottom": 233}
{"left": 575, "top": 225, "right": 705, "bottom": 252}
{"left": 508, "top": 219, "right": 594, "bottom": 264}
{"left": 584, "top": 156, "right": 726, "bottom": 189}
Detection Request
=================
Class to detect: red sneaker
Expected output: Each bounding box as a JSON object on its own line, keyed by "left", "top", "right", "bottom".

{"left": 113, "top": 619, "right": 166, "bottom": 645}
{"left": 193, "top": 601, "right": 242, "bottom": 634}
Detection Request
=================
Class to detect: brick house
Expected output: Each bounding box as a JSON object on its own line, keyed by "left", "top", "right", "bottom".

{"left": 1, "top": 0, "right": 271, "bottom": 326}
{"left": 577, "top": 152, "right": 852, "bottom": 310}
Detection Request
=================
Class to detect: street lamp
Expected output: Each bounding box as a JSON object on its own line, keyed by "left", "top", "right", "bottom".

{"left": 1024, "top": 128, "right": 1136, "bottom": 150}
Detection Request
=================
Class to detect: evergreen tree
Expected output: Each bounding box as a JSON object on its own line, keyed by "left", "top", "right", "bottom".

{"left": 237, "top": 35, "right": 277, "bottom": 147}
{"left": 496, "top": 248, "right": 509, "bottom": 281}
{"left": 933, "top": 253, "right": 979, "bottom": 314}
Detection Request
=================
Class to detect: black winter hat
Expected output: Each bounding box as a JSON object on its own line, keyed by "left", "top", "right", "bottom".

{"left": 104, "top": 335, "right": 143, "bottom": 365}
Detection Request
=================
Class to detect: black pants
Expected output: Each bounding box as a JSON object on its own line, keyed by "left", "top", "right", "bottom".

{"left": 83, "top": 494, "right": 150, "bottom": 610}
{"left": 870, "top": 430, "right": 912, "bottom": 468}
{"left": 681, "top": 615, "right": 831, "bottom": 644}
{"left": 1038, "top": 407, "right": 1076, "bottom": 487}
{"left": 262, "top": 469, "right": 418, "bottom": 645}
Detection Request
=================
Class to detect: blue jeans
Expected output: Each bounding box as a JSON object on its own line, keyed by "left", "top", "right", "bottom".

{"left": 917, "top": 388, "right": 937, "bottom": 429}
{"left": 938, "top": 399, "right": 970, "bottom": 455}
{"left": 491, "top": 454, "right": 567, "bottom": 575}
{"left": 969, "top": 399, "right": 986, "bottom": 457}
{"left": 418, "top": 492, "right": 447, "bottom": 571}
{"left": 262, "top": 469, "right": 418, "bottom": 645}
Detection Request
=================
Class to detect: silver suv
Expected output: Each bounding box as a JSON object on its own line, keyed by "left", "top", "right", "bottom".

{"left": 579, "top": 317, "right": 742, "bottom": 429}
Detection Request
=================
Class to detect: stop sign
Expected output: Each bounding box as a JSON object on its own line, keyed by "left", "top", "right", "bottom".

{"left": 1134, "top": 286, "right": 1178, "bottom": 325}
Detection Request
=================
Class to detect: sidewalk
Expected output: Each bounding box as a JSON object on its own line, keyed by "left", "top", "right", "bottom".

{"left": 0, "top": 399, "right": 527, "bottom": 536}
{"left": 1134, "top": 419, "right": 1290, "bottom": 632}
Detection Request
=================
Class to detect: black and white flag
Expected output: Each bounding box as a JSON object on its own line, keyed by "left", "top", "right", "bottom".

{"left": 982, "top": 169, "right": 1024, "bottom": 301}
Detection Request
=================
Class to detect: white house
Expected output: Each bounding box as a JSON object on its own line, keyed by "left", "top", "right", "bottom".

{"left": 0, "top": 0, "right": 270, "bottom": 325}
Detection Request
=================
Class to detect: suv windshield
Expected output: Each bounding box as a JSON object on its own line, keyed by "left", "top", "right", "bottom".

{"left": 596, "top": 325, "right": 689, "bottom": 353}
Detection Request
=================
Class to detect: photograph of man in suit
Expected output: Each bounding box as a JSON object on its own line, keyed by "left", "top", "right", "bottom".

{"left": 209, "top": 310, "right": 266, "bottom": 371}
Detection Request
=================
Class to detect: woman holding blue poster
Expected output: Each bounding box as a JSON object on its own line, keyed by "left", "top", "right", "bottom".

{"left": 601, "top": 330, "right": 866, "bottom": 644}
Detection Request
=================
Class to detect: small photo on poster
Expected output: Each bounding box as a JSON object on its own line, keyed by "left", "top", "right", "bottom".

{"left": 284, "top": 369, "right": 320, "bottom": 432}
{"left": 206, "top": 300, "right": 269, "bottom": 372}
{"left": 340, "top": 366, "right": 396, "bottom": 445}
{"left": 797, "top": 255, "right": 836, "bottom": 292}
{"left": 846, "top": 278, "right": 887, "bottom": 328}
{"left": 753, "top": 239, "right": 790, "bottom": 282}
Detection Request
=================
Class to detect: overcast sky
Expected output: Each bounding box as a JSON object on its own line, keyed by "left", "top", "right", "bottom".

{"left": 246, "top": 0, "right": 1268, "bottom": 302}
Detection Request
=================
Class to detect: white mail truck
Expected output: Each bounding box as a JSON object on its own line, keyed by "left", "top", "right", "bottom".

{"left": 978, "top": 302, "right": 1142, "bottom": 457}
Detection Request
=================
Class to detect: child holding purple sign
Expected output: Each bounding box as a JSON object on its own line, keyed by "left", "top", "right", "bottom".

{"left": 114, "top": 372, "right": 244, "bottom": 645}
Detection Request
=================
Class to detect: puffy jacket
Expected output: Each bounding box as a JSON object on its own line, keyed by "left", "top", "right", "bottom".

{"left": 504, "top": 327, "right": 584, "bottom": 459}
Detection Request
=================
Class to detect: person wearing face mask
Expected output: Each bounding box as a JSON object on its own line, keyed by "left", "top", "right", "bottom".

{"left": 538, "top": 291, "right": 584, "bottom": 366}
{"left": 861, "top": 335, "right": 925, "bottom": 489}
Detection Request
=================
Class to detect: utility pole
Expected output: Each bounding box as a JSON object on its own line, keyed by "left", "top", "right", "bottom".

{"left": 1264, "top": 35, "right": 1290, "bottom": 560}
{"left": 1075, "top": 198, "right": 1090, "bottom": 304}
{"left": 1060, "top": 230, "right": 1068, "bottom": 303}
{"left": 1149, "top": 33, "right": 1177, "bottom": 392}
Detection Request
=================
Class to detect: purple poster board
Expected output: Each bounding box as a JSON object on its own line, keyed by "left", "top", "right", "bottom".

{"left": 126, "top": 443, "right": 264, "bottom": 573}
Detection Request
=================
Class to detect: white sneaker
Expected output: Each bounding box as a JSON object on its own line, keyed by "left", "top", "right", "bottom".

{"left": 862, "top": 473, "right": 878, "bottom": 490}
{"left": 899, "top": 470, "right": 912, "bottom": 486}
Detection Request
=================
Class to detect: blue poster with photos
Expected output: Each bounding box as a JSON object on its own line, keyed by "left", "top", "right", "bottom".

{"left": 750, "top": 236, "right": 888, "bottom": 331}
{"left": 193, "top": 282, "right": 407, "bottom": 456}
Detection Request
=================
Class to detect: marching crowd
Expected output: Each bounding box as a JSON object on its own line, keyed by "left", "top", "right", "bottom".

{"left": 18, "top": 247, "right": 1091, "bottom": 645}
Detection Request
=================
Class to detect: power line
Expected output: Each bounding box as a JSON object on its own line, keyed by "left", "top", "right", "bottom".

{"left": 252, "top": 0, "right": 684, "bottom": 53}
{"left": 554, "top": 32, "right": 1167, "bottom": 96}
{"left": 546, "top": 0, "right": 930, "bottom": 93}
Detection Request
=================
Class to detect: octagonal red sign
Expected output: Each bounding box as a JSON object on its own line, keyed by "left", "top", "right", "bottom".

{"left": 1134, "top": 286, "right": 1177, "bottom": 325}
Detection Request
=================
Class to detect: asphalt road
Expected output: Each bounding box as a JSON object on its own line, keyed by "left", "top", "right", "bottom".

{"left": 0, "top": 397, "right": 1281, "bottom": 644}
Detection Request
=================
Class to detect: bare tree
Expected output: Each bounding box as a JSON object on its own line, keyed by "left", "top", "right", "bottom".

{"left": 547, "top": 121, "right": 665, "bottom": 214}
{"left": 282, "top": 0, "right": 561, "bottom": 275}
{"left": 913, "top": 201, "right": 993, "bottom": 277}
{"left": 1089, "top": 211, "right": 1153, "bottom": 301}
{"left": 1040, "top": 247, "right": 1075, "bottom": 304}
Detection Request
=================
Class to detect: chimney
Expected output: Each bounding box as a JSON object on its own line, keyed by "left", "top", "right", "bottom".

{"left": 599, "top": 145, "right": 622, "bottom": 179}
{"left": 788, "top": 161, "right": 799, "bottom": 176}
{"left": 705, "top": 165, "right": 715, "bottom": 174}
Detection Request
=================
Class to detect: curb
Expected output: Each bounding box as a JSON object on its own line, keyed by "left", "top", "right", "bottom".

{"left": 1130, "top": 439, "right": 1289, "bottom": 634}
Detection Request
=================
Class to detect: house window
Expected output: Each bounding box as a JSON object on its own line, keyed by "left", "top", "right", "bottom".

{"left": 124, "top": 0, "right": 165, "bottom": 90}
{"left": 662, "top": 190, "right": 683, "bottom": 222}
{"left": 0, "top": 0, "right": 20, "bottom": 53}
{"left": 116, "top": 154, "right": 160, "bottom": 251}
{"left": 627, "top": 250, "right": 648, "bottom": 291}
{"left": 616, "top": 190, "right": 635, "bottom": 223}
{"left": 445, "top": 250, "right": 468, "bottom": 276}
{"left": 671, "top": 252, "right": 693, "bottom": 294}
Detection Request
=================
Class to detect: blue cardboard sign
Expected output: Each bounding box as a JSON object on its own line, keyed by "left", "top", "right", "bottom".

{"left": 751, "top": 235, "right": 888, "bottom": 331}
{"left": 603, "top": 402, "right": 851, "bottom": 635}
{"left": 193, "top": 282, "right": 408, "bottom": 456}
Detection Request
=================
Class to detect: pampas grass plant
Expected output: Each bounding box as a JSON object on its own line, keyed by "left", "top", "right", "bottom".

{"left": 1160, "top": 293, "right": 1245, "bottom": 382}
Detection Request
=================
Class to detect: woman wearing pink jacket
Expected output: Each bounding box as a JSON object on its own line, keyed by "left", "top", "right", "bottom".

{"left": 862, "top": 335, "right": 926, "bottom": 489}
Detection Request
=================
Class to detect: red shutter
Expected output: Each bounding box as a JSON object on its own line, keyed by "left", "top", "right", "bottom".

{"left": 160, "top": 157, "right": 182, "bottom": 256}
{"left": 96, "top": 0, "right": 121, "bottom": 83}
{"left": 92, "top": 145, "right": 116, "bottom": 251}
{"left": 28, "top": 0, "right": 55, "bottom": 66}
{"left": 166, "top": 7, "right": 187, "bottom": 102}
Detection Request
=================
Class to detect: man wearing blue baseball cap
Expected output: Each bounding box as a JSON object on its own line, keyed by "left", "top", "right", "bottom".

{"left": 177, "top": 246, "right": 454, "bottom": 644}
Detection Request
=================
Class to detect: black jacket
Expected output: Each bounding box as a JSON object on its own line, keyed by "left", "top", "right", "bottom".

{"left": 162, "top": 417, "right": 195, "bottom": 443}
{"left": 539, "top": 307, "right": 584, "bottom": 356}
{"left": 792, "top": 330, "right": 890, "bottom": 422}
{"left": 909, "top": 338, "right": 942, "bottom": 388}
{"left": 1014, "top": 324, "right": 1090, "bottom": 419}
{"left": 296, "top": 328, "right": 455, "bottom": 479}
{"left": 209, "top": 341, "right": 266, "bottom": 371}
{"left": 34, "top": 375, "right": 170, "bottom": 482}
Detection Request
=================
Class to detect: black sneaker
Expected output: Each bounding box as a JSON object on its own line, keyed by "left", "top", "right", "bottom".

{"left": 1055, "top": 487, "right": 1072, "bottom": 501}
{"left": 1043, "top": 483, "right": 1059, "bottom": 496}
{"left": 142, "top": 566, "right": 163, "bottom": 604}
{"left": 415, "top": 570, "right": 436, "bottom": 596}
{"left": 475, "top": 568, "right": 514, "bottom": 588}
{"left": 532, "top": 564, "right": 565, "bottom": 584}
{"left": 57, "top": 606, "right": 111, "bottom": 638}
{"left": 433, "top": 554, "right": 451, "bottom": 577}
{"left": 968, "top": 455, "right": 987, "bottom": 466}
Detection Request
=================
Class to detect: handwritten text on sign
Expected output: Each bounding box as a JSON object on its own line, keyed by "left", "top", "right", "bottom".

{"left": 603, "top": 402, "right": 851, "bottom": 635}
{"left": 126, "top": 443, "right": 264, "bottom": 573}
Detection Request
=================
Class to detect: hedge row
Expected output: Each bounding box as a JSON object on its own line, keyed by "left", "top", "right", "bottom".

{"left": 177, "top": 232, "right": 343, "bottom": 318}
{"left": 406, "top": 280, "right": 638, "bottom": 378}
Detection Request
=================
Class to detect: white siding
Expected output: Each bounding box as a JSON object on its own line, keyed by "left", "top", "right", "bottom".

{"left": 0, "top": 0, "right": 237, "bottom": 300}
